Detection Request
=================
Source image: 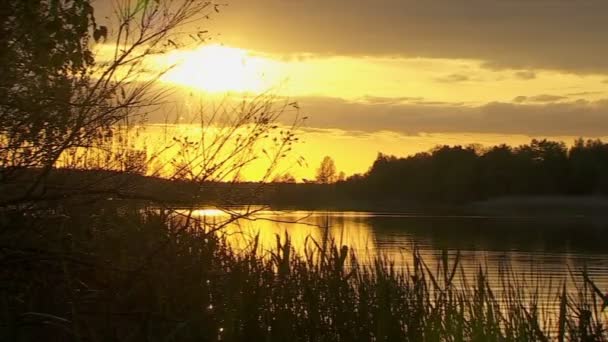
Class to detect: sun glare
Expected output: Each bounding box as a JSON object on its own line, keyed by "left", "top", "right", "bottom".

{"left": 160, "top": 45, "right": 279, "bottom": 93}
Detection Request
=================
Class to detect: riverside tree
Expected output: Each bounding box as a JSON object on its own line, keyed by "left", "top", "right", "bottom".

{"left": 315, "top": 155, "right": 337, "bottom": 184}
{"left": 0, "top": 0, "right": 300, "bottom": 206}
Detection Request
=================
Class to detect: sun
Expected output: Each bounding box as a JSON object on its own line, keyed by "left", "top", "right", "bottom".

{"left": 160, "top": 45, "right": 278, "bottom": 93}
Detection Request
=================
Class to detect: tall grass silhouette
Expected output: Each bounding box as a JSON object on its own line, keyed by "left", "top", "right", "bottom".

{"left": 1, "top": 205, "right": 607, "bottom": 341}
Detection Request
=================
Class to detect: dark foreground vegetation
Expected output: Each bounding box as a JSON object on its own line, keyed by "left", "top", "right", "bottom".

{"left": 2, "top": 204, "right": 608, "bottom": 341}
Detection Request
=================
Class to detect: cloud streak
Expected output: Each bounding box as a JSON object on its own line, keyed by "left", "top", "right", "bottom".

{"left": 284, "top": 96, "right": 608, "bottom": 137}
{"left": 435, "top": 74, "right": 470, "bottom": 83}
{"left": 513, "top": 94, "right": 568, "bottom": 103}
{"left": 514, "top": 71, "right": 537, "bottom": 80}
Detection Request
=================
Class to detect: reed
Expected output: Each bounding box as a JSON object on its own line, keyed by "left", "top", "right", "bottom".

{"left": 1, "top": 205, "right": 607, "bottom": 341}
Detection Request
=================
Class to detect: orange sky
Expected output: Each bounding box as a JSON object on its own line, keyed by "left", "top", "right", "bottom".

{"left": 92, "top": 1, "right": 608, "bottom": 180}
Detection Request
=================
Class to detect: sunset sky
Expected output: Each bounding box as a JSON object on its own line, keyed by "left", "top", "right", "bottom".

{"left": 97, "top": 0, "right": 608, "bottom": 179}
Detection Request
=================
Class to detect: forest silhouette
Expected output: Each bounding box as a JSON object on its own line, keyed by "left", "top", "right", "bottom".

{"left": 268, "top": 138, "right": 608, "bottom": 208}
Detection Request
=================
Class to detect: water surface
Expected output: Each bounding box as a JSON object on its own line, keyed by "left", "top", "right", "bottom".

{"left": 196, "top": 209, "right": 608, "bottom": 300}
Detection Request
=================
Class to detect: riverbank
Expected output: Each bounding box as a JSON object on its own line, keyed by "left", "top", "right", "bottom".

{"left": 5, "top": 169, "right": 608, "bottom": 219}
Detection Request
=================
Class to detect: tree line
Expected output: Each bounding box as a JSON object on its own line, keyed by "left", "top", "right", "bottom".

{"left": 269, "top": 139, "right": 608, "bottom": 207}
{"left": 349, "top": 138, "right": 608, "bottom": 202}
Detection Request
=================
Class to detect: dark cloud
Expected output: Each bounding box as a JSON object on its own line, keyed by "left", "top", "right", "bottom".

{"left": 361, "top": 95, "right": 424, "bottom": 105}
{"left": 566, "top": 91, "right": 604, "bottom": 97}
{"left": 514, "top": 71, "right": 537, "bottom": 80}
{"left": 435, "top": 74, "right": 470, "bottom": 83}
{"left": 513, "top": 94, "right": 568, "bottom": 103}
{"left": 513, "top": 96, "right": 528, "bottom": 103}
{"left": 359, "top": 96, "right": 464, "bottom": 107}
{"left": 279, "top": 96, "right": 608, "bottom": 136}
{"left": 194, "top": 0, "right": 608, "bottom": 74}
{"left": 411, "top": 100, "right": 465, "bottom": 106}
{"left": 142, "top": 91, "right": 608, "bottom": 137}
{"left": 90, "top": 1, "right": 608, "bottom": 73}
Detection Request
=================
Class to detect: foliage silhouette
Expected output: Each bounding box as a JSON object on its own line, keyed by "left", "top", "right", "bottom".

{"left": 315, "top": 156, "right": 338, "bottom": 184}
{"left": 350, "top": 138, "right": 608, "bottom": 204}
{"left": 0, "top": 0, "right": 301, "bottom": 207}
{"left": 267, "top": 139, "right": 608, "bottom": 209}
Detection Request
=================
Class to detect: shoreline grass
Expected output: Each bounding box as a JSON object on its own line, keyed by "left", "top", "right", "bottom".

{"left": 1, "top": 205, "right": 607, "bottom": 341}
